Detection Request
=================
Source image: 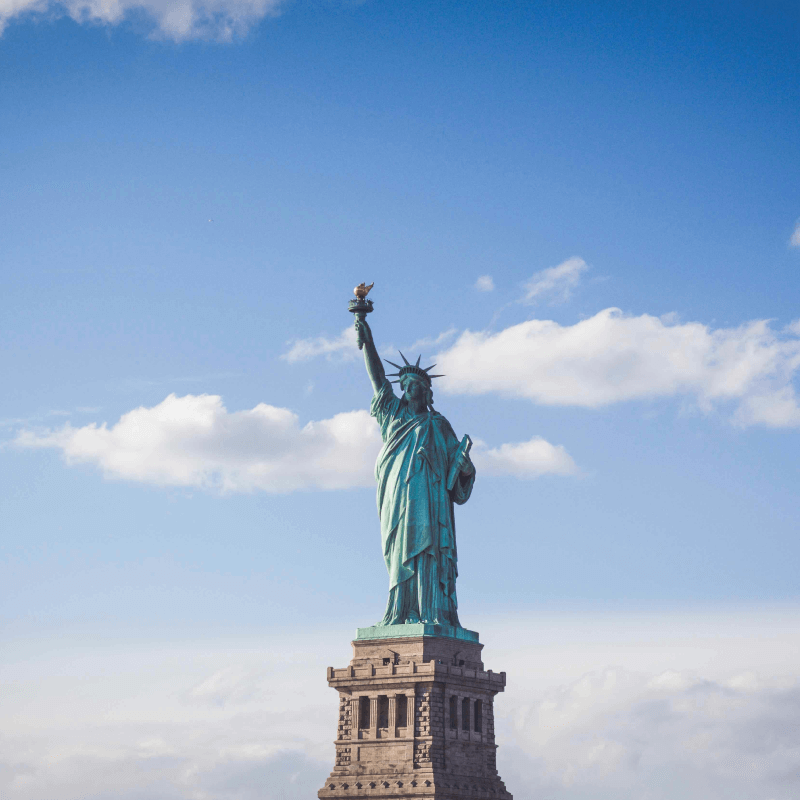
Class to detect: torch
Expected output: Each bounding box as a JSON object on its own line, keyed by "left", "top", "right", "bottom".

{"left": 348, "top": 282, "right": 374, "bottom": 350}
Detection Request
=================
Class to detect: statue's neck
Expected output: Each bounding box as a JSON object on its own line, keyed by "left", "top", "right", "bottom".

{"left": 402, "top": 398, "right": 430, "bottom": 417}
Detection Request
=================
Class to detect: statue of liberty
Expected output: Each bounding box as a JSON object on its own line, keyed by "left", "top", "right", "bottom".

{"left": 354, "top": 309, "right": 475, "bottom": 628}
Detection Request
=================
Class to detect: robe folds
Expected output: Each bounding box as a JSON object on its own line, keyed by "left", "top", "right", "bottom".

{"left": 370, "top": 379, "right": 475, "bottom": 626}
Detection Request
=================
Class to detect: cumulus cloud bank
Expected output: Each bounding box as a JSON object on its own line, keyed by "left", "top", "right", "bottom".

{"left": 15, "top": 393, "right": 576, "bottom": 491}
{"left": 1, "top": 637, "right": 336, "bottom": 800}
{"left": 505, "top": 666, "right": 800, "bottom": 800}
{"left": 5, "top": 609, "right": 800, "bottom": 800}
{"left": 435, "top": 308, "right": 800, "bottom": 427}
{"left": 0, "top": 0, "right": 284, "bottom": 41}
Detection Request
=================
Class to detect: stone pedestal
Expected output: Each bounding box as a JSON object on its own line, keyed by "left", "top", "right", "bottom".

{"left": 318, "top": 625, "right": 513, "bottom": 799}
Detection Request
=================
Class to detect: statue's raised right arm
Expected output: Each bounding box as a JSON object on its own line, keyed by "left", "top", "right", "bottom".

{"left": 355, "top": 318, "right": 385, "bottom": 394}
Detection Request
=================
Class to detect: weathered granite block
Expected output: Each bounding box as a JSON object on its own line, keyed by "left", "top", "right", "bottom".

{"left": 318, "top": 631, "right": 513, "bottom": 800}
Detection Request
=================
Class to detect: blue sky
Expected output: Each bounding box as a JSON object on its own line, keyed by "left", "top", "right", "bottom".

{"left": 2, "top": 2, "right": 800, "bottom": 798}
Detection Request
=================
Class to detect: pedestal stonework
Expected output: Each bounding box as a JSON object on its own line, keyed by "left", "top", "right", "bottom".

{"left": 318, "top": 627, "right": 513, "bottom": 800}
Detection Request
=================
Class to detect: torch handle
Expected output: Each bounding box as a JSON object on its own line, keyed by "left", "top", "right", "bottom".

{"left": 355, "top": 311, "right": 366, "bottom": 350}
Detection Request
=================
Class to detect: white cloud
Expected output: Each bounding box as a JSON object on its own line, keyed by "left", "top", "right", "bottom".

{"left": 475, "top": 275, "right": 495, "bottom": 292}
{"left": 474, "top": 435, "right": 578, "bottom": 478}
{"left": 281, "top": 326, "right": 358, "bottom": 364}
{"left": 790, "top": 219, "right": 800, "bottom": 247}
{"left": 15, "top": 393, "right": 380, "bottom": 493}
{"left": 14, "top": 393, "right": 575, "bottom": 491}
{"left": 435, "top": 308, "right": 800, "bottom": 427}
{"left": 522, "top": 256, "right": 589, "bottom": 304}
{"left": 0, "top": 0, "right": 284, "bottom": 41}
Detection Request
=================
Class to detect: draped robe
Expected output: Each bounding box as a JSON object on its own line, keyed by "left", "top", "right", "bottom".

{"left": 370, "top": 379, "right": 475, "bottom": 626}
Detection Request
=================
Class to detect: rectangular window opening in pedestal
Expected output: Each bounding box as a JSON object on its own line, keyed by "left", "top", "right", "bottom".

{"left": 396, "top": 694, "right": 408, "bottom": 727}
{"left": 449, "top": 695, "right": 458, "bottom": 729}
{"left": 359, "top": 696, "right": 370, "bottom": 729}
{"left": 462, "top": 697, "right": 471, "bottom": 731}
{"left": 474, "top": 699, "right": 483, "bottom": 733}
{"left": 377, "top": 695, "right": 389, "bottom": 729}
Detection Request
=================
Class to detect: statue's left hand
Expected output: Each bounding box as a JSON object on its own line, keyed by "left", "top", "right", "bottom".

{"left": 456, "top": 451, "right": 474, "bottom": 477}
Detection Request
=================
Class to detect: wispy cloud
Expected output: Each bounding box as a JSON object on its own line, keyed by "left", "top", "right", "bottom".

{"left": 283, "top": 325, "right": 459, "bottom": 365}
{"left": 0, "top": 408, "right": 88, "bottom": 430}
{"left": 475, "top": 275, "right": 495, "bottom": 292}
{"left": 15, "top": 393, "right": 576, "bottom": 492}
{"left": 281, "top": 326, "right": 358, "bottom": 364}
{"left": 790, "top": 219, "right": 800, "bottom": 247}
{"left": 522, "top": 257, "right": 589, "bottom": 304}
{"left": 0, "top": 0, "right": 285, "bottom": 41}
{"left": 189, "top": 667, "right": 264, "bottom": 706}
{"left": 435, "top": 309, "right": 800, "bottom": 427}
{"left": 405, "top": 326, "right": 459, "bottom": 355}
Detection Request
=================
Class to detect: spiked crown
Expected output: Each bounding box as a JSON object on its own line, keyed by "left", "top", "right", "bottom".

{"left": 384, "top": 352, "right": 444, "bottom": 385}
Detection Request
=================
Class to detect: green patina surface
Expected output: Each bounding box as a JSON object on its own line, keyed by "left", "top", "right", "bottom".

{"left": 355, "top": 623, "right": 480, "bottom": 642}
{"left": 351, "top": 300, "right": 478, "bottom": 637}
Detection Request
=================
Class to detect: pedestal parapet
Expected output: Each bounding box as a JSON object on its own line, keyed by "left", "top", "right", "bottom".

{"left": 318, "top": 629, "right": 513, "bottom": 800}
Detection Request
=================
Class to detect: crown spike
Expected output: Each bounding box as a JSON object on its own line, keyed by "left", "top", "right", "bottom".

{"left": 423, "top": 364, "right": 437, "bottom": 372}
{"left": 390, "top": 380, "right": 401, "bottom": 384}
{"left": 398, "top": 351, "right": 410, "bottom": 365}
{"left": 384, "top": 359, "right": 402, "bottom": 369}
{"left": 427, "top": 374, "right": 445, "bottom": 379}
{"left": 415, "top": 354, "right": 421, "bottom": 367}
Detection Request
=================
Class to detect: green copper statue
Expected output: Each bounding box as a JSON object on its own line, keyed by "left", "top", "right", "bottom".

{"left": 350, "top": 286, "right": 475, "bottom": 628}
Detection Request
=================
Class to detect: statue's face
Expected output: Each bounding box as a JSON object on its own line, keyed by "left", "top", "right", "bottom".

{"left": 401, "top": 376, "right": 430, "bottom": 409}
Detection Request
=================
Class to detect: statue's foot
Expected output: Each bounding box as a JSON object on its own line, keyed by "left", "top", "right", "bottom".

{"left": 405, "top": 616, "right": 420, "bottom": 624}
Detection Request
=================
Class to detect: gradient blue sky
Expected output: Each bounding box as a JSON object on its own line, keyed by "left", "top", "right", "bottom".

{"left": 2, "top": 2, "right": 800, "bottom": 798}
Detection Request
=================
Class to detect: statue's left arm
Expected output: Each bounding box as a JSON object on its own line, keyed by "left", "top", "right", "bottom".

{"left": 447, "top": 433, "right": 475, "bottom": 505}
